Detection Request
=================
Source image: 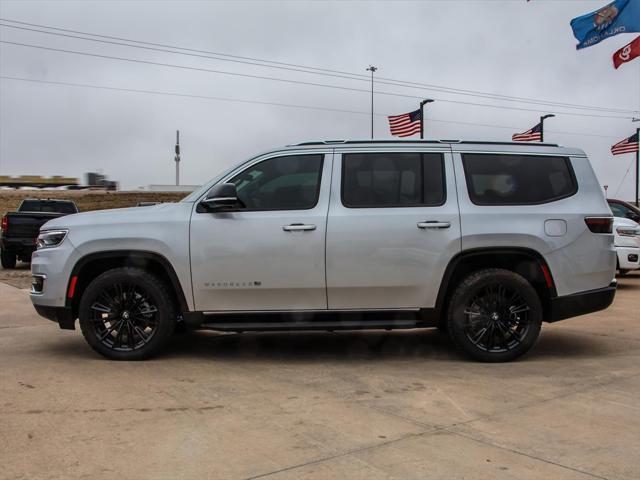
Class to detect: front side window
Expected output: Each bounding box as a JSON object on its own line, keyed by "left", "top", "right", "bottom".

{"left": 462, "top": 154, "right": 577, "bottom": 205}
{"left": 341, "top": 152, "right": 445, "bottom": 208}
{"left": 230, "top": 154, "right": 323, "bottom": 211}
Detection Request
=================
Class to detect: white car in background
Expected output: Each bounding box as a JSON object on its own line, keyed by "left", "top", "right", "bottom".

{"left": 613, "top": 217, "right": 640, "bottom": 275}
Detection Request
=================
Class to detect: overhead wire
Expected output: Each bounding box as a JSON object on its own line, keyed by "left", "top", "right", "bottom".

{"left": 0, "top": 18, "right": 637, "bottom": 116}
{"left": 0, "top": 40, "right": 636, "bottom": 120}
{"left": 0, "top": 75, "right": 624, "bottom": 139}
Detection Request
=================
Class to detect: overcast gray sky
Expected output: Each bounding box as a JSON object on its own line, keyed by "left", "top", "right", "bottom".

{"left": 0, "top": 0, "right": 639, "bottom": 198}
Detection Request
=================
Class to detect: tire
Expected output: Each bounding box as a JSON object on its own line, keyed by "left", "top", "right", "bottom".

{"left": 447, "top": 268, "right": 542, "bottom": 362}
{"left": 1, "top": 249, "right": 16, "bottom": 269}
{"left": 78, "top": 267, "right": 177, "bottom": 360}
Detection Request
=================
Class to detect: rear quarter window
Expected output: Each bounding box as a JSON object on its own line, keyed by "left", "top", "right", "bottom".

{"left": 461, "top": 154, "right": 577, "bottom": 205}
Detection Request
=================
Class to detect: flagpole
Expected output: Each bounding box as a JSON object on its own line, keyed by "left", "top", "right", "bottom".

{"left": 540, "top": 114, "right": 555, "bottom": 142}
{"left": 420, "top": 99, "right": 434, "bottom": 139}
{"left": 366, "top": 65, "right": 377, "bottom": 139}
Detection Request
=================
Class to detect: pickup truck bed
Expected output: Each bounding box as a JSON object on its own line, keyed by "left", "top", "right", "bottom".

{"left": 1, "top": 199, "right": 78, "bottom": 268}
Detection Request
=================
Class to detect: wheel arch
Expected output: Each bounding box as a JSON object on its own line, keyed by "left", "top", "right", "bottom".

{"left": 435, "top": 247, "right": 557, "bottom": 322}
{"left": 66, "top": 250, "right": 189, "bottom": 318}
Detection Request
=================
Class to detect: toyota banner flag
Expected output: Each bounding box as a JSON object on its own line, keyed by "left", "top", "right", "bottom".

{"left": 613, "top": 35, "right": 640, "bottom": 68}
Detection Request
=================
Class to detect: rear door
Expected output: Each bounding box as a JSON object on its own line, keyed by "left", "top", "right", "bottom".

{"left": 325, "top": 147, "right": 461, "bottom": 309}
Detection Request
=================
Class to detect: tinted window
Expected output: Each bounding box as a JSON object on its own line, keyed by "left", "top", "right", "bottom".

{"left": 342, "top": 152, "right": 445, "bottom": 208}
{"left": 19, "top": 200, "right": 77, "bottom": 213}
{"left": 230, "top": 154, "right": 323, "bottom": 210}
{"left": 462, "top": 154, "right": 577, "bottom": 205}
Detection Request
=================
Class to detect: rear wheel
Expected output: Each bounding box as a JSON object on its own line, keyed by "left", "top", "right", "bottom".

{"left": 1, "top": 249, "right": 16, "bottom": 269}
{"left": 78, "top": 267, "right": 177, "bottom": 360}
{"left": 447, "top": 268, "right": 542, "bottom": 362}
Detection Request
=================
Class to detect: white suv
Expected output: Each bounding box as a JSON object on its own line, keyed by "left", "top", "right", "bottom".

{"left": 613, "top": 216, "right": 640, "bottom": 275}
{"left": 30, "top": 140, "right": 617, "bottom": 362}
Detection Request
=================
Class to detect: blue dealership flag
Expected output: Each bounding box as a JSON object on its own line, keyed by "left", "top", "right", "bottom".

{"left": 570, "top": 0, "right": 640, "bottom": 49}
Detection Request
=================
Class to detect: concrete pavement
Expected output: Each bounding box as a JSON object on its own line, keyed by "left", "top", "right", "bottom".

{"left": 1, "top": 273, "right": 639, "bottom": 480}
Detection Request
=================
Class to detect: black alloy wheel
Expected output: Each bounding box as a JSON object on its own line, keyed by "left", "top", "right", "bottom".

{"left": 447, "top": 268, "right": 542, "bottom": 362}
{"left": 462, "top": 283, "right": 532, "bottom": 353}
{"left": 79, "top": 267, "right": 176, "bottom": 360}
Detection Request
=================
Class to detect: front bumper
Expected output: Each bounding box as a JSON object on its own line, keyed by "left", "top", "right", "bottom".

{"left": 616, "top": 246, "right": 640, "bottom": 270}
{"left": 34, "top": 305, "right": 76, "bottom": 330}
{"left": 547, "top": 281, "right": 616, "bottom": 323}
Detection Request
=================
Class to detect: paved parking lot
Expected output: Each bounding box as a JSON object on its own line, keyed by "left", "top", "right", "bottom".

{"left": 1, "top": 272, "right": 639, "bottom": 480}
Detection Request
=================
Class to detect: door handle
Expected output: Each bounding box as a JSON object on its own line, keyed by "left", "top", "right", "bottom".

{"left": 283, "top": 224, "right": 317, "bottom": 232}
{"left": 417, "top": 221, "right": 451, "bottom": 229}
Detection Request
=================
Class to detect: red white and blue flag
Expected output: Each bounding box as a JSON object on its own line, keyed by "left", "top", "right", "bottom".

{"left": 512, "top": 122, "right": 542, "bottom": 142}
{"left": 388, "top": 109, "right": 422, "bottom": 137}
{"left": 611, "top": 131, "right": 639, "bottom": 155}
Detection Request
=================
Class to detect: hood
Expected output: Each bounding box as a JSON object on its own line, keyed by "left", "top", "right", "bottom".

{"left": 40, "top": 203, "right": 186, "bottom": 230}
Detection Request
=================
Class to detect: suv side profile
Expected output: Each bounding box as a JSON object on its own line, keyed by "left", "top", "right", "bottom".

{"left": 30, "top": 140, "right": 617, "bottom": 362}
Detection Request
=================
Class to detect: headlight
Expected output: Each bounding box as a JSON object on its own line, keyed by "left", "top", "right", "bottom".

{"left": 616, "top": 226, "right": 639, "bottom": 237}
{"left": 36, "top": 229, "right": 68, "bottom": 249}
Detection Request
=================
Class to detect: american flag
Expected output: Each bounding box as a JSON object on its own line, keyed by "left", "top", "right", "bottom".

{"left": 611, "top": 132, "right": 639, "bottom": 156}
{"left": 512, "top": 122, "right": 542, "bottom": 142}
{"left": 388, "top": 109, "right": 422, "bottom": 137}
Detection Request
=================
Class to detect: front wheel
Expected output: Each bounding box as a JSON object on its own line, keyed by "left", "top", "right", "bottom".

{"left": 1, "top": 249, "right": 16, "bottom": 269}
{"left": 78, "top": 267, "right": 177, "bottom": 360}
{"left": 447, "top": 269, "right": 542, "bottom": 362}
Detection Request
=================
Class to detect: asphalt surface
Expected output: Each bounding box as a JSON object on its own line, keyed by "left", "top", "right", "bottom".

{"left": 1, "top": 272, "right": 639, "bottom": 480}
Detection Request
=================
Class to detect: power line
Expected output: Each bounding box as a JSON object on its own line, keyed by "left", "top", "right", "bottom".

{"left": 0, "top": 75, "right": 624, "bottom": 139}
{"left": 0, "top": 40, "right": 635, "bottom": 121}
{"left": 0, "top": 17, "right": 637, "bottom": 116}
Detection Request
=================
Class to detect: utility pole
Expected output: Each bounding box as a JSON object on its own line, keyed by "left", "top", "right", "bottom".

{"left": 174, "top": 130, "right": 180, "bottom": 186}
{"left": 366, "top": 65, "right": 377, "bottom": 139}
{"left": 420, "top": 99, "right": 434, "bottom": 139}
{"left": 539, "top": 114, "right": 555, "bottom": 142}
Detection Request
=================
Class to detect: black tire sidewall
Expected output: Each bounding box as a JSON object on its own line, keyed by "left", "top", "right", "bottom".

{"left": 447, "top": 269, "right": 542, "bottom": 362}
{"left": 78, "top": 267, "right": 176, "bottom": 360}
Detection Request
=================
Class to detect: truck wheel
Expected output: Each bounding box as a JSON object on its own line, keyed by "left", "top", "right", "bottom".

{"left": 1, "top": 249, "right": 16, "bottom": 269}
{"left": 447, "top": 268, "right": 542, "bottom": 362}
{"left": 78, "top": 267, "right": 177, "bottom": 360}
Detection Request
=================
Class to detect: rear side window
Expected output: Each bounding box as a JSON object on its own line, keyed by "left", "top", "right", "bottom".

{"left": 462, "top": 154, "right": 577, "bottom": 205}
{"left": 341, "top": 152, "right": 445, "bottom": 208}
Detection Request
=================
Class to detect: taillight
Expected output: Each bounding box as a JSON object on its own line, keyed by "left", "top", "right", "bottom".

{"left": 584, "top": 217, "right": 613, "bottom": 234}
{"left": 1, "top": 215, "right": 7, "bottom": 232}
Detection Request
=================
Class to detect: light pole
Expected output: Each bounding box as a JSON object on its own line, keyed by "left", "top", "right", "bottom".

{"left": 366, "top": 65, "right": 377, "bottom": 139}
{"left": 540, "top": 114, "right": 555, "bottom": 142}
{"left": 420, "top": 99, "right": 434, "bottom": 139}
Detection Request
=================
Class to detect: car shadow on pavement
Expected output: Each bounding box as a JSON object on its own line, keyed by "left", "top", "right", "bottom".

{"left": 159, "top": 327, "right": 611, "bottom": 363}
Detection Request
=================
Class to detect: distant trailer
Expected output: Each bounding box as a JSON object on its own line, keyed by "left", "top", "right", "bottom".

{"left": 0, "top": 175, "right": 79, "bottom": 189}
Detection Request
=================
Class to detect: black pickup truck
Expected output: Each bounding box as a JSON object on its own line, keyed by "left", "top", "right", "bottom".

{"left": 1, "top": 199, "right": 78, "bottom": 268}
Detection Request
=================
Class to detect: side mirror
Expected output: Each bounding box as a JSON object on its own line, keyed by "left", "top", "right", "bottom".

{"left": 200, "top": 183, "right": 240, "bottom": 211}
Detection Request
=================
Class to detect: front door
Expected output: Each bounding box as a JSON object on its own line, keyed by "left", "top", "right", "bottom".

{"left": 190, "top": 152, "right": 331, "bottom": 311}
{"left": 326, "top": 149, "right": 461, "bottom": 309}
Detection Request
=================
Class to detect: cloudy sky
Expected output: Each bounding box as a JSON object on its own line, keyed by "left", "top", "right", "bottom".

{"left": 0, "top": 0, "right": 639, "bottom": 198}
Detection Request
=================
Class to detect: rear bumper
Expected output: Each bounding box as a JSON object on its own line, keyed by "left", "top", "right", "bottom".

{"left": 547, "top": 281, "right": 616, "bottom": 323}
{"left": 0, "top": 237, "right": 36, "bottom": 256}
{"left": 33, "top": 305, "right": 76, "bottom": 330}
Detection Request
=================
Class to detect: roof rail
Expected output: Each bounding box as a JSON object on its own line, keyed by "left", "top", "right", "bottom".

{"left": 293, "top": 139, "right": 560, "bottom": 147}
